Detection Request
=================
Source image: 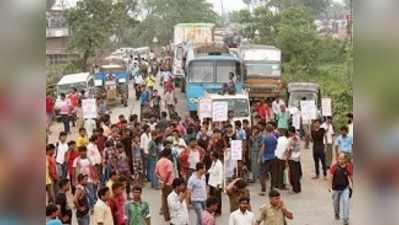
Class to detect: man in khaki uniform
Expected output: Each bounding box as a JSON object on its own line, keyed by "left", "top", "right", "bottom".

{"left": 256, "top": 190, "right": 293, "bottom": 225}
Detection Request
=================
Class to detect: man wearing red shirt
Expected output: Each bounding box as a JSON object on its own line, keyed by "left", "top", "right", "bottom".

{"left": 47, "top": 144, "right": 58, "bottom": 203}
{"left": 67, "top": 88, "right": 79, "bottom": 128}
{"left": 256, "top": 99, "right": 271, "bottom": 122}
{"left": 46, "top": 95, "right": 54, "bottom": 127}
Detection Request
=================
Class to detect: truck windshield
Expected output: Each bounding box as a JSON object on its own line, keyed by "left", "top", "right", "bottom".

{"left": 246, "top": 63, "right": 280, "bottom": 77}
{"left": 214, "top": 98, "right": 249, "bottom": 117}
{"left": 57, "top": 82, "right": 87, "bottom": 95}
{"left": 190, "top": 61, "right": 214, "bottom": 82}
{"left": 289, "top": 92, "right": 318, "bottom": 108}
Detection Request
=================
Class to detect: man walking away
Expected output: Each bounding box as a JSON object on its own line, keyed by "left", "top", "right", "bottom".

{"left": 329, "top": 153, "right": 353, "bottom": 225}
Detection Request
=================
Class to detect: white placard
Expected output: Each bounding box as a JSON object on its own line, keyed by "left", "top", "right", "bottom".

{"left": 212, "top": 101, "right": 228, "bottom": 122}
{"left": 199, "top": 98, "right": 212, "bottom": 120}
{"left": 230, "top": 140, "right": 242, "bottom": 160}
{"left": 321, "top": 97, "right": 332, "bottom": 116}
{"left": 95, "top": 80, "right": 103, "bottom": 86}
{"left": 118, "top": 78, "right": 126, "bottom": 83}
{"left": 300, "top": 100, "right": 317, "bottom": 121}
{"left": 82, "top": 99, "right": 97, "bottom": 119}
{"left": 292, "top": 111, "right": 301, "bottom": 130}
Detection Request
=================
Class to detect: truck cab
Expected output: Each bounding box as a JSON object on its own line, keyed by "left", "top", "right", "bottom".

{"left": 203, "top": 91, "right": 251, "bottom": 125}
{"left": 239, "top": 45, "right": 283, "bottom": 100}
{"left": 56, "top": 72, "right": 95, "bottom": 98}
{"left": 95, "top": 64, "right": 129, "bottom": 106}
{"left": 287, "top": 82, "right": 321, "bottom": 112}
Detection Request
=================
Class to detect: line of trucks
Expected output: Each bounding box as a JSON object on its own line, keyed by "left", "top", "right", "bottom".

{"left": 172, "top": 23, "right": 321, "bottom": 123}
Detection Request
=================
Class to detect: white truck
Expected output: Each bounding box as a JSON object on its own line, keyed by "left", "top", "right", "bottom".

{"left": 199, "top": 91, "right": 251, "bottom": 125}
{"left": 172, "top": 23, "right": 215, "bottom": 90}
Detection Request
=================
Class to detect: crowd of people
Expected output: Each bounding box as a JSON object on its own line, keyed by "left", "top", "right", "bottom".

{"left": 46, "top": 52, "right": 354, "bottom": 225}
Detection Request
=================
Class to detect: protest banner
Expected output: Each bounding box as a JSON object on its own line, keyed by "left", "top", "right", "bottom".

{"left": 230, "top": 140, "right": 242, "bottom": 160}
{"left": 300, "top": 100, "right": 317, "bottom": 121}
{"left": 198, "top": 98, "right": 212, "bottom": 120}
{"left": 321, "top": 97, "right": 332, "bottom": 116}
{"left": 212, "top": 101, "right": 228, "bottom": 122}
{"left": 82, "top": 98, "right": 97, "bottom": 119}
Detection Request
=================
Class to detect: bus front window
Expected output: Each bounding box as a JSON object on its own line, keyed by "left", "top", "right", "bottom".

{"left": 215, "top": 61, "right": 238, "bottom": 83}
{"left": 189, "top": 61, "right": 214, "bottom": 82}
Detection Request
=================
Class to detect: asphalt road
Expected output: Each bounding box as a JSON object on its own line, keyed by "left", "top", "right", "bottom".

{"left": 48, "top": 78, "right": 353, "bottom": 225}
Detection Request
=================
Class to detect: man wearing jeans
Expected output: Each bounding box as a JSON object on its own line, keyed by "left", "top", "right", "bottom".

{"left": 55, "top": 93, "right": 72, "bottom": 133}
{"left": 329, "top": 153, "right": 353, "bottom": 225}
{"left": 187, "top": 162, "right": 207, "bottom": 225}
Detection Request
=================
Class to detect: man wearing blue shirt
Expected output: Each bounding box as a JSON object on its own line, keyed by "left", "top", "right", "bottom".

{"left": 258, "top": 124, "right": 278, "bottom": 195}
{"left": 46, "top": 204, "right": 62, "bottom": 225}
{"left": 335, "top": 126, "right": 353, "bottom": 160}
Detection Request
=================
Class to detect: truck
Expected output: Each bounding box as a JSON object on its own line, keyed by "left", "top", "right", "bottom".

{"left": 172, "top": 23, "right": 216, "bottom": 90}
{"left": 200, "top": 91, "right": 251, "bottom": 125}
{"left": 239, "top": 45, "right": 283, "bottom": 100}
{"left": 287, "top": 82, "right": 321, "bottom": 110}
{"left": 184, "top": 42, "right": 244, "bottom": 114}
{"left": 95, "top": 64, "right": 129, "bottom": 107}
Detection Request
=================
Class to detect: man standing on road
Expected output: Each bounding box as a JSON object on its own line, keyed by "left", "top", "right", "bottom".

{"left": 255, "top": 190, "right": 294, "bottom": 225}
{"left": 125, "top": 186, "right": 151, "bottom": 225}
{"left": 228, "top": 197, "right": 256, "bottom": 225}
{"left": 55, "top": 93, "right": 72, "bottom": 133}
{"left": 93, "top": 187, "right": 114, "bottom": 225}
{"left": 310, "top": 119, "right": 327, "bottom": 179}
{"left": 321, "top": 116, "right": 335, "bottom": 168}
{"left": 329, "top": 153, "right": 353, "bottom": 225}
{"left": 155, "top": 148, "right": 175, "bottom": 222}
{"left": 287, "top": 127, "right": 302, "bottom": 193}
{"left": 55, "top": 132, "right": 69, "bottom": 179}
{"left": 187, "top": 162, "right": 208, "bottom": 225}
{"left": 168, "top": 178, "right": 189, "bottom": 225}
{"left": 259, "top": 124, "right": 278, "bottom": 194}
{"left": 272, "top": 97, "right": 285, "bottom": 119}
{"left": 335, "top": 126, "right": 353, "bottom": 161}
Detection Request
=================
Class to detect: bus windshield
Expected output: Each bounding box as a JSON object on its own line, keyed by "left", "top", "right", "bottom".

{"left": 214, "top": 98, "right": 249, "bottom": 117}
{"left": 189, "top": 61, "right": 240, "bottom": 83}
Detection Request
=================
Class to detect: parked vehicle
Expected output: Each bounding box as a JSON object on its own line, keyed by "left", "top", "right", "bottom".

{"left": 173, "top": 23, "right": 216, "bottom": 91}
{"left": 95, "top": 64, "right": 129, "bottom": 107}
{"left": 239, "top": 45, "right": 283, "bottom": 100}
{"left": 185, "top": 42, "right": 244, "bottom": 113}
{"left": 287, "top": 82, "right": 321, "bottom": 110}
{"left": 56, "top": 72, "right": 95, "bottom": 98}
{"left": 201, "top": 91, "right": 251, "bottom": 125}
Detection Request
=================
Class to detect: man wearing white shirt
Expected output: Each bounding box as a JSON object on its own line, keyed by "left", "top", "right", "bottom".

{"left": 229, "top": 197, "right": 256, "bottom": 225}
{"left": 272, "top": 97, "right": 286, "bottom": 116}
{"left": 141, "top": 124, "right": 152, "bottom": 181}
{"left": 55, "top": 131, "right": 69, "bottom": 179}
{"left": 321, "top": 116, "right": 335, "bottom": 168}
{"left": 207, "top": 152, "right": 223, "bottom": 215}
{"left": 93, "top": 187, "right": 114, "bottom": 225}
{"left": 274, "top": 130, "right": 289, "bottom": 190}
{"left": 168, "top": 178, "right": 189, "bottom": 225}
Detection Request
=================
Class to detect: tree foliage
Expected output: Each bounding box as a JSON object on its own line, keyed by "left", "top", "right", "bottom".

{"left": 266, "top": 0, "right": 331, "bottom": 17}
{"left": 131, "top": 0, "right": 217, "bottom": 47}
{"left": 66, "top": 0, "right": 139, "bottom": 70}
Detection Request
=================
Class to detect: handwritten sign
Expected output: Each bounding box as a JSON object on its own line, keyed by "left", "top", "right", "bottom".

{"left": 199, "top": 98, "right": 212, "bottom": 120}
{"left": 321, "top": 97, "right": 332, "bottom": 116}
{"left": 212, "top": 101, "right": 228, "bottom": 122}
{"left": 230, "top": 140, "right": 243, "bottom": 160}
{"left": 82, "top": 99, "right": 97, "bottom": 119}
{"left": 300, "top": 100, "right": 317, "bottom": 121}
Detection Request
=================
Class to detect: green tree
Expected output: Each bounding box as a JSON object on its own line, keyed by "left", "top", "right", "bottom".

{"left": 267, "top": 0, "right": 331, "bottom": 17}
{"left": 274, "top": 7, "right": 319, "bottom": 72}
{"left": 132, "top": 0, "right": 217, "bottom": 46}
